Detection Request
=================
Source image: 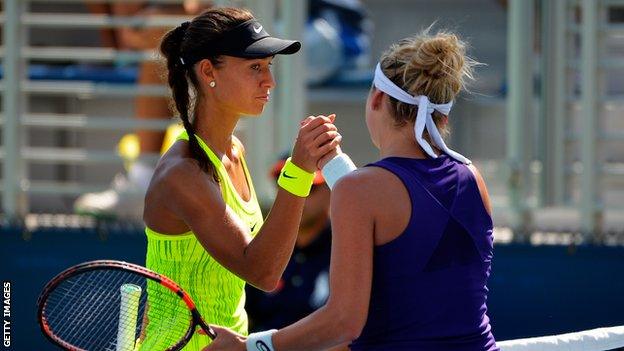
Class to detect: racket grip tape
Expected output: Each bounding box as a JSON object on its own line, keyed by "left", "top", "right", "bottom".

{"left": 116, "top": 284, "right": 142, "bottom": 351}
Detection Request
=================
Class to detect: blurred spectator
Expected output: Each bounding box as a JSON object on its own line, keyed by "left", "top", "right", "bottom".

{"left": 74, "top": 1, "right": 209, "bottom": 220}
{"left": 306, "top": 0, "right": 372, "bottom": 85}
{"left": 310, "top": 0, "right": 372, "bottom": 69}
{"left": 245, "top": 154, "right": 332, "bottom": 331}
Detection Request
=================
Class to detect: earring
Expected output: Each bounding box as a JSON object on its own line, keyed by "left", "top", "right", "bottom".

{"left": 209, "top": 81, "right": 216, "bottom": 88}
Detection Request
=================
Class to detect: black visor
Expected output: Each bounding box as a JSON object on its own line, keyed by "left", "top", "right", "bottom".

{"left": 183, "top": 19, "right": 301, "bottom": 66}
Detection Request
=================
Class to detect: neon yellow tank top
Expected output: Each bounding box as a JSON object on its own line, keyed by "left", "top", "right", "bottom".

{"left": 138, "top": 131, "right": 263, "bottom": 350}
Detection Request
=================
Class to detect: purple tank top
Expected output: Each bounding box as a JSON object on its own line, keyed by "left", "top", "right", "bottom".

{"left": 350, "top": 155, "right": 498, "bottom": 351}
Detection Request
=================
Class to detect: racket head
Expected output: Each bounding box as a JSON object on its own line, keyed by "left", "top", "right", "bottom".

{"left": 37, "top": 260, "right": 215, "bottom": 351}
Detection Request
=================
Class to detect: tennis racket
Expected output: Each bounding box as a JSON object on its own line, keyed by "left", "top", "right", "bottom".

{"left": 37, "top": 260, "right": 216, "bottom": 351}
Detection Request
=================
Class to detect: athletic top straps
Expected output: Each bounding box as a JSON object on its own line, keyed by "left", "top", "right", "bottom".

{"left": 142, "top": 131, "right": 263, "bottom": 350}
{"left": 350, "top": 155, "right": 498, "bottom": 351}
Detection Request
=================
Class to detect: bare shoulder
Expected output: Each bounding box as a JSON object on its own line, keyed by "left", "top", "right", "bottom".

{"left": 154, "top": 157, "right": 206, "bottom": 193}
{"left": 466, "top": 163, "right": 492, "bottom": 215}
{"left": 467, "top": 163, "right": 484, "bottom": 182}
{"left": 144, "top": 152, "right": 223, "bottom": 231}
{"left": 466, "top": 163, "right": 488, "bottom": 195}
{"left": 148, "top": 152, "right": 221, "bottom": 210}
{"left": 332, "top": 164, "right": 411, "bottom": 245}
{"left": 333, "top": 167, "right": 376, "bottom": 194}
{"left": 332, "top": 166, "right": 406, "bottom": 209}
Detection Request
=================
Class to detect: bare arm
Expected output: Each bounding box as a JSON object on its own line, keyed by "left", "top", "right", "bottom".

{"left": 204, "top": 171, "right": 375, "bottom": 351}
{"left": 164, "top": 117, "right": 340, "bottom": 291}
{"left": 271, "top": 172, "right": 374, "bottom": 349}
{"left": 164, "top": 166, "right": 299, "bottom": 291}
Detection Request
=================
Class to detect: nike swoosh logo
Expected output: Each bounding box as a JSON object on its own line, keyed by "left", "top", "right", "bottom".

{"left": 282, "top": 171, "right": 296, "bottom": 179}
{"left": 250, "top": 222, "right": 257, "bottom": 232}
{"left": 253, "top": 25, "right": 263, "bottom": 33}
{"left": 255, "top": 341, "right": 271, "bottom": 351}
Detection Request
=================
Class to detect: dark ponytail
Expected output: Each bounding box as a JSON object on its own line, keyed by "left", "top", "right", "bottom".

{"left": 159, "top": 8, "right": 254, "bottom": 181}
{"left": 160, "top": 21, "right": 216, "bottom": 181}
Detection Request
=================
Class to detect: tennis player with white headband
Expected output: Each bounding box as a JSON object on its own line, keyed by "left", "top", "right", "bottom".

{"left": 205, "top": 28, "right": 498, "bottom": 351}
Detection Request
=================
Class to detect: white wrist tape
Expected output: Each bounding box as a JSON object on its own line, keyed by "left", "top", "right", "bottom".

{"left": 322, "top": 153, "right": 357, "bottom": 190}
{"left": 246, "top": 329, "right": 277, "bottom": 351}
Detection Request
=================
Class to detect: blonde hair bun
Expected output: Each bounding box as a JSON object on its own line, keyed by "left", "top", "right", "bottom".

{"left": 378, "top": 27, "right": 478, "bottom": 141}
{"left": 381, "top": 28, "right": 476, "bottom": 105}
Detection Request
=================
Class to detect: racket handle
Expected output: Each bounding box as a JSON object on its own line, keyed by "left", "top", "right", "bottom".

{"left": 116, "top": 284, "right": 142, "bottom": 351}
{"left": 194, "top": 310, "right": 217, "bottom": 340}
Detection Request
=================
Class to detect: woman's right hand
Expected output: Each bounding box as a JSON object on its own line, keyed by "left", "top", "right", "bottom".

{"left": 290, "top": 114, "right": 341, "bottom": 173}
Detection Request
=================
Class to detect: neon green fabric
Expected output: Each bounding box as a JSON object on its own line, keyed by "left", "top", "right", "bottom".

{"left": 277, "top": 157, "right": 314, "bottom": 197}
{"left": 139, "top": 131, "right": 263, "bottom": 350}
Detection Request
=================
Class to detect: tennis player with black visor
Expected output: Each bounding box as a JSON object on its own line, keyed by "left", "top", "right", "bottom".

{"left": 139, "top": 7, "right": 342, "bottom": 351}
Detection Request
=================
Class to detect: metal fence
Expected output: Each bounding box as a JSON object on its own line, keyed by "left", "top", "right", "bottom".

{"left": 0, "top": 0, "right": 306, "bottom": 220}
{"left": 505, "top": 0, "right": 624, "bottom": 238}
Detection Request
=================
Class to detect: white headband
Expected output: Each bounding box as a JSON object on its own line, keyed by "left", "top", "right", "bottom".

{"left": 373, "top": 63, "right": 471, "bottom": 165}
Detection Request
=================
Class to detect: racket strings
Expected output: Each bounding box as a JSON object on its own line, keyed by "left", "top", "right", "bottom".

{"left": 41, "top": 269, "right": 193, "bottom": 350}
{"left": 44, "top": 270, "right": 141, "bottom": 349}
{"left": 138, "top": 280, "right": 192, "bottom": 349}
{"left": 80, "top": 271, "right": 138, "bottom": 348}
{"left": 48, "top": 271, "right": 120, "bottom": 345}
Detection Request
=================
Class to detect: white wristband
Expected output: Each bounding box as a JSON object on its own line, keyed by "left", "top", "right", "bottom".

{"left": 321, "top": 153, "right": 357, "bottom": 190}
{"left": 246, "top": 329, "right": 277, "bottom": 351}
